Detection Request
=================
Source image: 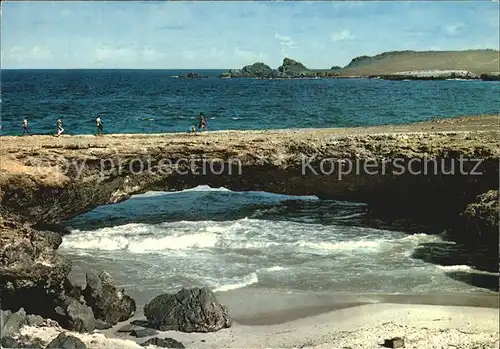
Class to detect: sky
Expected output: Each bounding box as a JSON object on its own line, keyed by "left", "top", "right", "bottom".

{"left": 1, "top": 1, "right": 499, "bottom": 69}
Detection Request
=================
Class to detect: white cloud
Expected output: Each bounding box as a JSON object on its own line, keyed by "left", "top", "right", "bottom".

{"left": 181, "top": 49, "right": 197, "bottom": 61}
{"left": 93, "top": 44, "right": 165, "bottom": 64}
{"left": 445, "top": 23, "right": 464, "bottom": 35}
{"left": 7, "top": 45, "right": 53, "bottom": 61}
{"left": 94, "top": 46, "right": 131, "bottom": 62}
{"left": 208, "top": 47, "right": 224, "bottom": 59}
{"left": 274, "top": 33, "right": 297, "bottom": 49}
{"left": 233, "top": 47, "right": 268, "bottom": 63}
{"left": 331, "top": 29, "right": 354, "bottom": 42}
{"left": 141, "top": 46, "right": 165, "bottom": 61}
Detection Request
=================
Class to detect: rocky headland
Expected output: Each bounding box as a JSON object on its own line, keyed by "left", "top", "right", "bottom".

{"left": 218, "top": 50, "right": 500, "bottom": 80}
{"left": 336, "top": 49, "right": 500, "bottom": 80}
{"left": 0, "top": 115, "right": 499, "bottom": 347}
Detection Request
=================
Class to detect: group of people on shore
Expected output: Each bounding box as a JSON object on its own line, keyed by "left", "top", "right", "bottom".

{"left": 21, "top": 113, "right": 104, "bottom": 136}
{"left": 19, "top": 112, "right": 207, "bottom": 136}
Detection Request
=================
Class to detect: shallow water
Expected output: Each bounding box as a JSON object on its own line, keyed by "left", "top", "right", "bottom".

{"left": 60, "top": 186, "right": 495, "bottom": 298}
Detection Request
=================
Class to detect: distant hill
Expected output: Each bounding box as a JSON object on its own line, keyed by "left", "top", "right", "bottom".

{"left": 335, "top": 49, "right": 500, "bottom": 76}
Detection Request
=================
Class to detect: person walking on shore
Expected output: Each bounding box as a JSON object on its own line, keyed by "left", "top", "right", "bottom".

{"left": 21, "top": 117, "right": 31, "bottom": 135}
{"left": 56, "top": 118, "right": 64, "bottom": 137}
{"left": 96, "top": 114, "right": 104, "bottom": 135}
{"left": 198, "top": 112, "right": 207, "bottom": 131}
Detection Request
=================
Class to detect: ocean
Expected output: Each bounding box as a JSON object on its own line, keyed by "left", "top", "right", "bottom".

{"left": 61, "top": 187, "right": 496, "bottom": 302}
{"left": 1, "top": 69, "right": 499, "bottom": 135}
{"left": 3, "top": 69, "right": 498, "bottom": 299}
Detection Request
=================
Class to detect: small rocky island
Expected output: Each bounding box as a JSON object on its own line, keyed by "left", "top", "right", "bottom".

{"left": 219, "top": 58, "right": 339, "bottom": 79}
{"left": 171, "top": 72, "right": 209, "bottom": 79}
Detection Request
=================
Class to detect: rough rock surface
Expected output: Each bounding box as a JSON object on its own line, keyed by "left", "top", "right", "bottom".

{"left": 460, "top": 190, "right": 499, "bottom": 244}
{"left": 1, "top": 336, "right": 45, "bottom": 349}
{"left": 60, "top": 298, "right": 96, "bottom": 333}
{"left": 82, "top": 272, "right": 136, "bottom": 325}
{"left": 46, "top": 332, "right": 87, "bottom": 349}
{"left": 130, "top": 328, "right": 158, "bottom": 338}
{"left": 141, "top": 337, "right": 185, "bottom": 348}
{"left": 224, "top": 62, "right": 274, "bottom": 78}
{"left": 1, "top": 115, "right": 498, "bottom": 229}
{"left": 0, "top": 221, "right": 135, "bottom": 334}
{"left": 176, "top": 72, "right": 208, "bottom": 79}
{"left": 220, "top": 57, "right": 315, "bottom": 78}
{"left": 143, "top": 287, "right": 232, "bottom": 332}
{"left": 3, "top": 308, "right": 27, "bottom": 337}
{"left": 0, "top": 221, "right": 72, "bottom": 319}
{"left": 277, "top": 57, "right": 309, "bottom": 75}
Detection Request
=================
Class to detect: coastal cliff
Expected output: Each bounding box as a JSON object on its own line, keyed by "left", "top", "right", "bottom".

{"left": 336, "top": 49, "right": 500, "bottom": 78}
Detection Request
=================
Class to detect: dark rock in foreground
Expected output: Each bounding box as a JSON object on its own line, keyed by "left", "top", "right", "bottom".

{"left": 82, "top": 271, "right": 136, "bottom": 325}
{"left": 143, "top": 286, "right": 232, "bottom": 332}
{"left": 0, "top": 221, "right": 135, "bottom": 334}
{"left": 460, "top": 190, "right": 499, "bottom": 245}
{"left": 130, "top": 328, "right": 158, "bottom": 338}
{"left": 0, "top": 223, "right": 72, "bottom": 320}
{"left": 94, "top": 319, "right": 112, "bottom": 330}
{"left": 46, "top": 332, "right": 87, "bottom": 349}
{"left": 2, "top": 308, "right": 27, "bottom": 337}
{"left": 58, "top": 298, "right": 96, "bottom": 333}
{"left": 1, "top": 336, "right": 22, "bottom": 349}
{"left": 383, "top": 337, "right": 405, "bottom": 348}
{"left": 141, "top": 337, "right": 185, "bottom": 348}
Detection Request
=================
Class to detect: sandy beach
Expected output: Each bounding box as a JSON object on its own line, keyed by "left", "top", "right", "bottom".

{"left": 17, "top": 300, "right": 499, "bottom": 349}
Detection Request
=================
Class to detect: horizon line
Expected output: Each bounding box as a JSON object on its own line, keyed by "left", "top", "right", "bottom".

{"left": 0, "top": 68, "right": 335, "bottom": 71}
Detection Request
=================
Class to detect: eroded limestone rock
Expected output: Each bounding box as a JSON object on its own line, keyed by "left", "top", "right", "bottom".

{"left": 143, "top": 287, "right": 231, "bottom": 332}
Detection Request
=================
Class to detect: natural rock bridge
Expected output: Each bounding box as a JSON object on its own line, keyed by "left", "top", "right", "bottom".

{"left": 0, "top": 115, "right": 498, "bottom": 332}
{"left": 1, "top": 115, "right": 498, "bottom": 239}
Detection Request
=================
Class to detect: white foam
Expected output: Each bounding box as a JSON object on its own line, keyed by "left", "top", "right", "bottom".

{"left": 213, "top": 272, "right": 258, "bottom": 292}
{"left": 127, "top": 232, "right": 219, "bottom": 253}
{"left": 298, "top": 240, "right": 381, "bottom": 251}
{"left": 262, "top": 266, "right": 287, "bottom": 272}
{"left": 182, "top": 185, "right": 232, "bottom": 192}
{"left": 437, "top": 265, "right": 473, "bottom": 272}
{"left": 400, "top": 233, "right": 441, "bottom": 241}
{"left": 132, "top": 191, "right": 171, "bottom": 198}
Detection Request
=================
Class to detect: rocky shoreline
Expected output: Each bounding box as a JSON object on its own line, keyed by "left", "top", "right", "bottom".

{"left": 1, "top": 115, "right": 499, "bottom": 347}
{"left": 213, "top": 51, "right": 500, "bottom": 80}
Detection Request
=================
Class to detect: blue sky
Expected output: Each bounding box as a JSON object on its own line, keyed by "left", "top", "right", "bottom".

{"left": 2, "top": 1, "right": 499, "bottom": 69}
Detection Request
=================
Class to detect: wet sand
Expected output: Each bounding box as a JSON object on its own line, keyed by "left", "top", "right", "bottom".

{"left": 213, "top": 288, "right": 499, "bottom": 325}
{"left": 19, "top": 300, "right": 499, "bottom": 349}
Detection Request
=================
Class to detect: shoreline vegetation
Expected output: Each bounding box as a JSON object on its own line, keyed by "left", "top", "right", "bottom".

{"left": 0, "top": 115, "right": 499, "bottom": 348}
{"left": 171, "top": 49, "right": 500, "bottom": 81}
